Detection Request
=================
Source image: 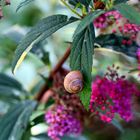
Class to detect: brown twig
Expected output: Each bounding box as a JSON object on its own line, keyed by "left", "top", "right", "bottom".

{"left": 50, "top": 47, "right": 71, "bottom": 77}
{"left": 35, "top": 45, "right": 71, "bottom": 101}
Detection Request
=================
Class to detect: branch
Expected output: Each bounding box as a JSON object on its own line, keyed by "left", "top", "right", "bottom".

{"left": 35, "top": 44, "right": 71, "bottom": 101}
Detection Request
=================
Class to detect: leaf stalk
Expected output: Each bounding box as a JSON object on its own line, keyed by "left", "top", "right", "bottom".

{"left": 60, "top": 0, "right": 82, "bottom": 18}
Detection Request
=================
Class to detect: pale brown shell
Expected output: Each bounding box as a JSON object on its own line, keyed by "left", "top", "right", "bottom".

{"left": 64, "top": 71, "right": 83, "bottom": 94}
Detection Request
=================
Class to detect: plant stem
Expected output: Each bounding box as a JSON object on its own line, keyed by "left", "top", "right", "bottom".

{"left": 35, "top": 44, "right": 71, "bottom": 101}
{"left": 50, "top": 47, "right": 71, "bottom": 77}
{"left": 60, "top": 0, "right": 82, "bottom": 18}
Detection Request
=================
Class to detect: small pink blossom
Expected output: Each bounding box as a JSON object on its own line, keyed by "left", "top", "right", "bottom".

{"left": 45, "top": 106, "right": 82, "bottom": 140}
{"left": 94, "top": 10, "right": 140, "bottom": 43}
{"left": 90, "top": 65, "right": 140, "bottom": 123}
{"left": 94, "top": 11, "right": 122, "bottom": 29}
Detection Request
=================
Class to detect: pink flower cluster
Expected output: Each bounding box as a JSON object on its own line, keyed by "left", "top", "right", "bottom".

{"left": 90, "top": 66, "right": 140, "bottom": 123}
{"left": 45, "top": 105, "right": 82, "bottom": 140}
{"left": 94, "top": 10, "right": 140, "bottom": 43}
{"left": 137, "top": 48, "right": 140, "bottom": 76}
{"left": 94, "top": 10, "right": 140, "bottom": 75}
{"left": 118, "top": 23, "right": 140, "bottom": 46}
{"left": 119, "top": 23, "right": 140, "bottom": 41}
{"left": 94, "top": 11, "right": 122, "bottom": 29}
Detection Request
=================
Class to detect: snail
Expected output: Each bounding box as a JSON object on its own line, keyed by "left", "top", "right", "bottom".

{"left": 64, "top": 71, "right": 83, "bottom": 94}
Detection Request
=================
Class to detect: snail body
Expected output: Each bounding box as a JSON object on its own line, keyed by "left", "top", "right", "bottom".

{"left": 64, "top": 71, "right": 83, "bottom": 94}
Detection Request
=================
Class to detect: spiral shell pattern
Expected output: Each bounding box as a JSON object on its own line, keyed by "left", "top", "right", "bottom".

{"left": 64, "top": 71, "right": 83, "bottom": 94}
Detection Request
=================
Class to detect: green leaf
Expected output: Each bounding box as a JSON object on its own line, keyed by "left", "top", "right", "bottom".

{"left": 0, "top": 85, "right": 21, "bottom": 100}
{"left": 95, "top": 34, "right": 139, "bottom": 58}
{"left": 0, "top": 100, "right": 37, "bottom": 140}
{"left": 114, "top": 3, "right": 140, "bottom": 25}
{"left": 74, "top": 10, "right": 104, "bottom": 37}
{"left": 78, "top": 0, "right": 91, "bottom": 7}
{"left": 31, "top": 111, "right": 45, "bottom": 126}
{"left": 16, "top": 0, "right": 35, "bottom": 12}
{"left": 68, "top": 0, "right": 78, "bottom": 6}
{"left": 114, "top": 0, "right": 128, "bottom": 5}
{"left": 69, "top": 0, "right": 91, "bottom": 8}
{"left": 32, "top": 134, "right": 50, "bottom": 140}
{"left": 0, "top": 73, "right": 26, "bottom": 100}
{"left": 21, "top": 129, "right": 31, "bottom": 140}
{"left": 0, "top": 73, "right": 23, "bottom": 91}
{"left": 70, "top": 24, "right": 95, "bottom": 110}
{"left": 12, "top": 15, "right": 78, "bottom": 74}
{"left": 79, "top": 83, "right": 92, "bottom": 110}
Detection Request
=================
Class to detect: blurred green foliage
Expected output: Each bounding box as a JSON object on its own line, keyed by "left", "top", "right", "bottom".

{"left": 0, "top": 0, "right": 140, "bottom": 140}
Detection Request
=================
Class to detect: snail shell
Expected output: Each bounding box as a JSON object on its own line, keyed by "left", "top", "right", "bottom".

{"left": 64, "top": 71, "right": 83, "bottom": 94}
